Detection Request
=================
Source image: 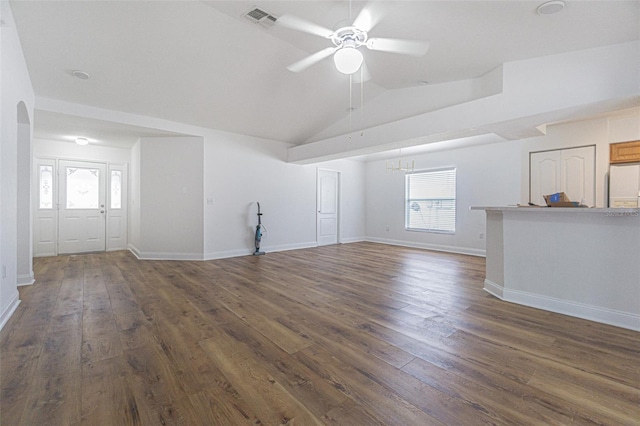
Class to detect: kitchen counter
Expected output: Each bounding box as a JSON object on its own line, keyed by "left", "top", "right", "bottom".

{"left": 472, "top": 206, "right": 640, "bottom": 331}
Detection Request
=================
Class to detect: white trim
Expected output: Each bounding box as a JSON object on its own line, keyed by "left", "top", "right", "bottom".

{"left": 17, "top": 273, "right": 35, "bottom": 286}
{"left": 0, "top": 293, "right": 21, "bottom": 332}
{"left": 340, "top": 236, "right": 367, "bottom": 244}
{"left": 128, "top": 244, "right": 142, "bottom": 259}
{"left": 483, "top": 279, "right": 504, "bottom": 299}
{"left": 128, "top": 248, "right": 203, "bottom": 261}
{"left": 492, "top": 287, "right": 640, "bottom": 332}
{"left": 204, "top": 241, "right": 318, "bottom": 261}
{"left": 365, "top": 237, "right": 486, "bottom": 257}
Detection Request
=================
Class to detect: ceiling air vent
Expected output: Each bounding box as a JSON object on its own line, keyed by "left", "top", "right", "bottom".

{"left": 244, "top": 6, "right": 278, "bottom": 28}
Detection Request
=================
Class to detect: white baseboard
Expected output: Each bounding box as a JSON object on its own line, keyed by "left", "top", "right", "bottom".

{"left": 340, "top": 236, "right": 367, "bottom": 244}
{"left": 17, "top": 273, "right": 35, "bottom": 286}
{"left": 0, "top": 293, "right": 21, "bottom": 332}
{"left": 128, "top": 244, "right": 203, "bottom": 261}
{"left": 500, "top": 288, "right": 640, "bottom": 332}
{"left": 365, "top": 237, "right": 486, "bottom": 257}
{"left": 204, "top": 241, "right": 319, "bottom": 260}
{"left": 128, "top": 244, "right": 141, "bottom": 259}
{"left": 483, "top": 279, "right": 504, "bottom": 299}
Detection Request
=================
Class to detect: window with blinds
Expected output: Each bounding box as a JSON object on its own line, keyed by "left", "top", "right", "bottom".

{"left": 405, "top": 168, "right": 456, "bottom": 233}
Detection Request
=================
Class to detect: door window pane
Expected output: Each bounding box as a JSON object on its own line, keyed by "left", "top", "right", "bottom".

{"left": 66, "top": 167, "right": 100, "bottom": 209}
{"left": 110, "top": 170, "right": 122, "bottom": 209}
{"left": 39, "top": 165, "right": 54, "bottom": 209}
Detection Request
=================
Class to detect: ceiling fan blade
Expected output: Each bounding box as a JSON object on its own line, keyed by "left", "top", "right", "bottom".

{"left": 366, "top": 38, "right": 430, "bottom": 57}
{"left": 352, "top": 2, "right": 385, "bottom": 33}
{"left": 353, "top": 61, "right": 371, "bottom": 83}
{"left": 276, "top": 14, "right": 333, "bottom": 38}
{"left": 287, "top": 47, "right": 337, "bottom": 73}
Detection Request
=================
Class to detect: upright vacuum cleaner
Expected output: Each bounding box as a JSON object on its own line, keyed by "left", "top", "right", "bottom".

{"left": 253, "top": 202, "right": 266, "bottom": 256}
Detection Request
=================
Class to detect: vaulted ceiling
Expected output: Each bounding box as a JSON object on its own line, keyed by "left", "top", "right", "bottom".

{"left": 9, "top": 0, "right": 640, "bottom": 150}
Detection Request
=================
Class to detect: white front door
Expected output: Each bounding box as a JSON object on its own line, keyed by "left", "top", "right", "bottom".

{"left": 58, "top": 160, "right": 106, "bottom": 254}
{"left": 317, "top": 169, "right": 339, "bottom": 246}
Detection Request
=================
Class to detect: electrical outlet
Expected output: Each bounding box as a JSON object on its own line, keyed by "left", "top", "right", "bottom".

{"left": 479, "top": 232, "right": 484, "bottom": 240}
{"left": 385, "top": 226, "right": 390, "bottom": 232}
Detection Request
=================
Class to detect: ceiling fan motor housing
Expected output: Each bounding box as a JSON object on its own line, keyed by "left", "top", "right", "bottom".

{"left": 330, "top": 26, "right": 368, "bottom": 49}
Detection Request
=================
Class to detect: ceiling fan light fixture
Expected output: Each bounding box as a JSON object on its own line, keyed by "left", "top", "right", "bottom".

{"left": 334, "top": 46, "right": 364, "bottom": 74}
{"left": 75, "top": 137, "right": 89, "bottom": 146}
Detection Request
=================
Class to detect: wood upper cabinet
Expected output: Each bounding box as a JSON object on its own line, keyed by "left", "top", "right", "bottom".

{"left": 610, "top": 140, "right": 640, "bottom": 164}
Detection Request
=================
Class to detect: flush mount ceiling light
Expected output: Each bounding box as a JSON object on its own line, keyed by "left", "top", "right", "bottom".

{"left": 537, "top": 0, "right": 565, "bottom": 15}
{"left": 72, "top": 70, "right": 90, "bottom": 80}
{"left": 75, "top": 137, "right": 89, "bottom": 146}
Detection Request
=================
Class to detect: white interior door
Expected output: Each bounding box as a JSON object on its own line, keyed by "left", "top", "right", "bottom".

{"left": 317, "top": 169, "right": 339, "bottom": 246}
{"left": 561, "top": 146, "right": 595, "bottom": 206}
{"left": 58, "top": 160, "right": 106, "bottom": 254}
{"left": 530, "top": 146, "right": 595, "bottom": 206}
{"left": 530, "top": 150, "right": 561, "bottom": 205}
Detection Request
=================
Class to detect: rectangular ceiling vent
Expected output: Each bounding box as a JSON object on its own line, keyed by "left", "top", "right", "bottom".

{"left": 244, "top": 6, "right": 278, "bottom": 28}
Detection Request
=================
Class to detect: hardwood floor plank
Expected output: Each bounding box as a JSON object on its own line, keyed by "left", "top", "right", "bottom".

{"left": 2, "top": 243, "right": 638, "bottom": 425}
{"left": 114, "top": 310, "right": 157, "bottom": 351}
{"left": 81, "top": 332, "right": 123, "bottom": 364}
{"left": 121, "top": 342, "right": 190, "bottom": 419}
{"left": 215, "top": 317, "right": 349, "bottom": 417}
{"left": 295, "top": 344, "right": 445, "bottom": 425}
{"left": 527, "top": 362, "right": 640, "bottom": 425}
{"left": 186, "top": 388, "right": 263, "bottom": 425}
{"left": 19, "top": 373, "right": 81, "bottom": 426}
{"left": 278, "top": 307, "right": 416, "bottom": 369}
{"left": 0, "top": 346, "right": 41, "bottom": 424}
{"left": 199, "top": 335, "right": 325, "bottom": 425}
{"left": 80, "top": 357, "right": 142, "bottom": 426}
{"left": 36, "top": 328, "right": 82, "bottom": 378}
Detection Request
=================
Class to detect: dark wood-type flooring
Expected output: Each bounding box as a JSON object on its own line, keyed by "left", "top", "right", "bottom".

{"left": 1, "top": 242, "right": 639, "bottom": 425}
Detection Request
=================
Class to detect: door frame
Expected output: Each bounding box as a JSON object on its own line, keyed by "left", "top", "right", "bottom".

{"left": 33, "top": 156, "right": 128, "bottom": 256}
{"left": 316, "top": 168, "right": 341, "bottom": 246}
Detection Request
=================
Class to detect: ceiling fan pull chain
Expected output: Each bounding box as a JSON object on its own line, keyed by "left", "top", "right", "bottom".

{"left": 349, "top": 73, "right": 353, "bottom": 139}
{"left": 360, "top": 66, "right": 364, "bottom": 136}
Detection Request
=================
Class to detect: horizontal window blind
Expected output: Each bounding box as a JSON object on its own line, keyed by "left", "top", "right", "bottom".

{"left": 405, "top": 168, "right": 456, "bottom": 233}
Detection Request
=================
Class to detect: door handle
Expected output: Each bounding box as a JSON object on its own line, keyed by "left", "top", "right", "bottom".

{"left": 100, "top": 210, "right": 105, "bottom": 214}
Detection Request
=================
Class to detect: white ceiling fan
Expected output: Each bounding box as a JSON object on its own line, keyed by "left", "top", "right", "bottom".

{"left": 276, "top": 2, "right": 430, "bottom": 76}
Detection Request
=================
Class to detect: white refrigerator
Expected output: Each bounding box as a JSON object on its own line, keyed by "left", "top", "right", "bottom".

{"left": 609, "top": 163, "right": 640, "bottom": 208}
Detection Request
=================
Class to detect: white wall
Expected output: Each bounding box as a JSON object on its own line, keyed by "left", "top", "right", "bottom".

{"left": 31, "top": 139, "right": 132, "bottom": 255}
{"left": 364, "top": 108, "right": 640, "bottom": 257}
{"left": 519, "top": 107, "right": 640, "bottom": 207}
{"left": 203, "top": 131, "right": 366, "bottom": 259}
{"left": 129, "top": 141, "right": 141, "bottom": 251}
{"left": 130, "top": 136, "right": 204, "bottom": 259}
{"left": 33, "top": 138, "right": 131, "bottom": 164}
{"left": 365, "top": 141, "right": 522, "bottom": 256}
{"left": 1, "top": 1, "right": 35, "bottom": 330}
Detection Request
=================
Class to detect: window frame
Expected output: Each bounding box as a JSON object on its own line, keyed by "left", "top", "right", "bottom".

{"left": 404, "top": 167, "right": 457, "bottom": 234}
